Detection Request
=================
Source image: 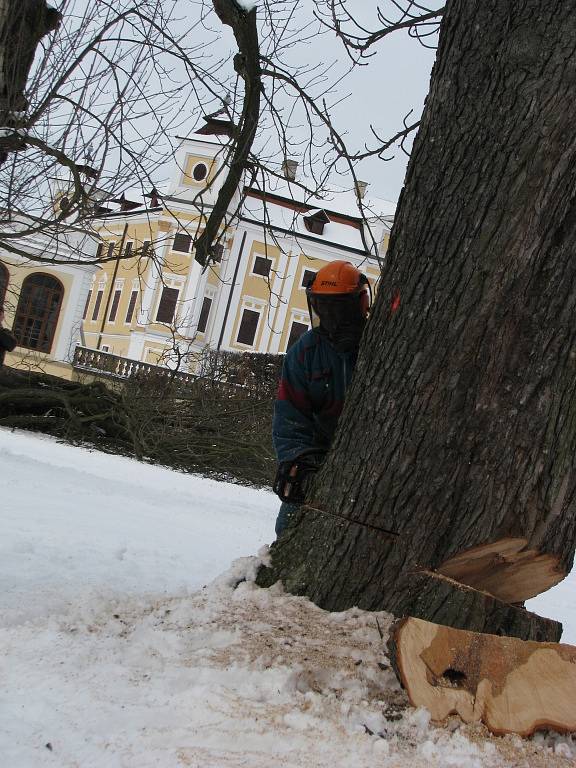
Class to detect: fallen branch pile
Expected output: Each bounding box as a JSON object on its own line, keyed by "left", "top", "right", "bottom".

{"left": 0, "top": 358, "right": 279, "bottom": 486}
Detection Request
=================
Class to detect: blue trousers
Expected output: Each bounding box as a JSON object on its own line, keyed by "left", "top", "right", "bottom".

{"left": 275, "top": 501, "right": 300, "bottom": 537}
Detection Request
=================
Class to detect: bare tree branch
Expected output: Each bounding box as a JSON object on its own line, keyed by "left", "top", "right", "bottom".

{"left": 314, "top": 1, "right": 443, "bottom": 63}
{"left": 194, "top": 1, "right": 261, "bottom": 268}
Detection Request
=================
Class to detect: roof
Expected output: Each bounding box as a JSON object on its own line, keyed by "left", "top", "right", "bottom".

{"left": 248, "top": 172, "right": 396, "bottom": 221}
{"left": 175, "top": 132, "right": 233, "bottom": 147}
{"left": 240, "top": 170, "right": 394, "bottom": 255}
{"left": 240, "top": 194, "right": 387, "bottom": 255}
{"left": 89, "top": 148, "right": 396, "bottom": 251}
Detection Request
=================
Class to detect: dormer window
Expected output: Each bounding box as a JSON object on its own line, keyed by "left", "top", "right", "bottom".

{"left": 144, "top": 187, "right": 161, "bottom": 208}
{"left": 303, "top": 209, "right": 330, "bottom": 235}
{"left": 110, "top": 193, "right": 141, "bottom": 212}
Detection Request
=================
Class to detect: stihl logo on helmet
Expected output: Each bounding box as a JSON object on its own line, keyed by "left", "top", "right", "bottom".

{"left": 321, "top": 280, "right": 338, "bottom": 287}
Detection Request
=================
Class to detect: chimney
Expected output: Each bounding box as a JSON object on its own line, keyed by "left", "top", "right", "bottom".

{"left": 282, "top": 159, "right": 298, "bottom": 181}
{"left": 355, "top": 180, "right": 369, "bottom": 200}
{"left": 145, "top": 187, "right": 160, "bottom": 208}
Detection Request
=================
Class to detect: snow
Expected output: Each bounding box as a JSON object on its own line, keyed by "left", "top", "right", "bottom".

{"left": 2, "top": 428, "right": 576, "bottom": 767}
{"left": 249, "top": 172, "right": 397, "bottom": 220}
{"left": 241, "top": 195, "right": 372, "bottom": 251}
{"left": 0, "top": 429, "right": 273, "bottom": 627}
{"left": 240, "top": 173, "right": 394, "bottom": 255}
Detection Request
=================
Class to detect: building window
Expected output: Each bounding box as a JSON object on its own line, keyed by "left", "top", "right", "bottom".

{"left": 193, "top": 162, "right": 208, "bottom": 182}
{"left": 106, "top": 241, "right": 116, "bottom": 259}
{"left": 95, "top": 242, "right": 104, "bottom": 260}
{"left": 13, "top": 273, "right": 64, "bottom": 353}
{"left": 82, "top": 289, "right": 92, "bottom": 320}
{"left": 125, "top": 290, "right": 138, "bottom": 323}
{"left": 252, "top": 255, "right": 272, "bottom": 277}
{"left": 108, "top": 289, "right": 122, "bottom": 322}
{"left": 301, "top": 269, "right": 316, "bottom": 289}
{"left": 141, "top": 240, "right": 150, "bottom": 258}
{"left": 173, "top": 233, "right": 192, "bottom": 253}
{"left": 0, "top": 262, "right": 9, "bottom": 307}
{"left": 197, "top": 296, "right": 212, "bottom": 334}
{"left": 287, "top": 320, "right": 308, "bottom": 350}
{"left": 212, "top": 243, "right": 224, "bottom": 263}
{"left": 100, "top": 345, "right": 110, "bottom": 353}
{"left": 156, "top": 286, "right": 179, "bottom": 323}
{"left": 123, "top": 241, "right": 133, "bottom": 258}
{"left": 236, "top": 308, "right": 260, "bottom": 346}
{"left": 92, "top": 289, "right": 104, "bottom": 321}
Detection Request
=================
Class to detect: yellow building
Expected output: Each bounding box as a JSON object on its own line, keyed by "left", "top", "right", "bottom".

{"left": 0, "top": 223, "right": 98, "bottom": 379}
{"left": 2, "top": 117, "right": 395, "bottom": 379}
{"left": 79, "top": 119, "right": 394, "bottom": 372}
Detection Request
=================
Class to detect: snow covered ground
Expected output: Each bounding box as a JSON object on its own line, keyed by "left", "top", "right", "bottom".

{"left": 1, "top": 428, "right": 576, "bottom": 767}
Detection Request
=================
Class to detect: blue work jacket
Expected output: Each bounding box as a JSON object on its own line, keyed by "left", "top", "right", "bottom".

{"left": 272, "top": 329, "right": 357, "bottom": 463}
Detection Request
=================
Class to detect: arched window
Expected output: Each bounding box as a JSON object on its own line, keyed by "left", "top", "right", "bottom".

{"left": 0, "top": 263, "right": 8, "bottom": 308}
{"left": 13, "top": 273, "right": 64, "bottom": 353}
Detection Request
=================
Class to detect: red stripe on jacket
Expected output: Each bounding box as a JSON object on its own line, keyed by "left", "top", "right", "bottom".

{"left": 277, "top": 378, "right": 313, "bottom": 417}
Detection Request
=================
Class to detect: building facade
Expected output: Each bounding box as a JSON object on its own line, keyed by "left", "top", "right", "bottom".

{"left": 3, "top": 118, "right": 395, "bottom": 378}
{"left": 81, "top": 121, "right": 394, "bottom": 371}
{"left": 1, "top": 225, "right": 98, "bottom": 379}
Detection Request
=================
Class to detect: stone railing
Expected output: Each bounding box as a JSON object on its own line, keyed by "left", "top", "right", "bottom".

{"left": 72, "top": 346, "right": 197, "bottom": 385}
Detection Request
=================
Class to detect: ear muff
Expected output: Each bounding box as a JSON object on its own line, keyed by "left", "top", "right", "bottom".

{"left": 358, "top": 274, "right": 372, "bottom": 317}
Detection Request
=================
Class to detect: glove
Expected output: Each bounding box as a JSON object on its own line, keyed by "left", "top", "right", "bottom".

{"left": 273, "top": 451, "right": 326, "bottom": 503}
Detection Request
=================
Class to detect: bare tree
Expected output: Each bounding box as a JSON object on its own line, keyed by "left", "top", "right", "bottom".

{"left": 315, "top": 0, "right": 444, "bottom": 62}
{"left": 1, "top": 0, "right": 429, "bottom": 275}
{"left": 0, "top": 1, "right": 229, "bottom": 265}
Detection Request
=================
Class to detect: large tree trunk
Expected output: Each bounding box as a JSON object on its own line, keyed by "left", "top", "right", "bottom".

{"left": 258, "top": 0, "right": 576, "bottom": 629}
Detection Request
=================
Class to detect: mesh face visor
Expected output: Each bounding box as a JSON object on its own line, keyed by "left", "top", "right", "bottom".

{"left": 307, "top": 293, "right": 364, "bottom": 332}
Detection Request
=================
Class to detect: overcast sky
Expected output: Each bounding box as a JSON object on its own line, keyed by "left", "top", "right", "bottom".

{"left": 211, "top": 2, "right": 440, "bottom": 203}
{"left": 49, "top": 1, "right": 439, "bottom": 205}
{"left": 322, "top": 29, "right": 436, "bottom": 202}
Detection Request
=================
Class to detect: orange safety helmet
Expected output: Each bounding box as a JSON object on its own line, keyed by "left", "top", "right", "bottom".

{"left": 306, "top": 261, "right": 371, "bottom": 329}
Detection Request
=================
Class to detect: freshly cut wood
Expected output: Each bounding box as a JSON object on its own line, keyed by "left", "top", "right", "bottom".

{"left": 437, "top": 538, "right": 565, "bottom": 603}
{"left": 389, "top": 617, "right": 576, "bottom": 736}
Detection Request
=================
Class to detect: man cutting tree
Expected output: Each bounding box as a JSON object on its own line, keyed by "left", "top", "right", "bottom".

{"left": 272, "top": 260, "right": 371, "bottom": 535}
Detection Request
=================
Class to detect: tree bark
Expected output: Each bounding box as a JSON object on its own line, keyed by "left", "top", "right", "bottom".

{"left": 258, "top": 537, "right": 561, "bottom": 641}
{"left": 0, "top": 0, "right": 61, "bottom": 159}
{"left": 258, "top": 0, "right": 576, "bottom": 623}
